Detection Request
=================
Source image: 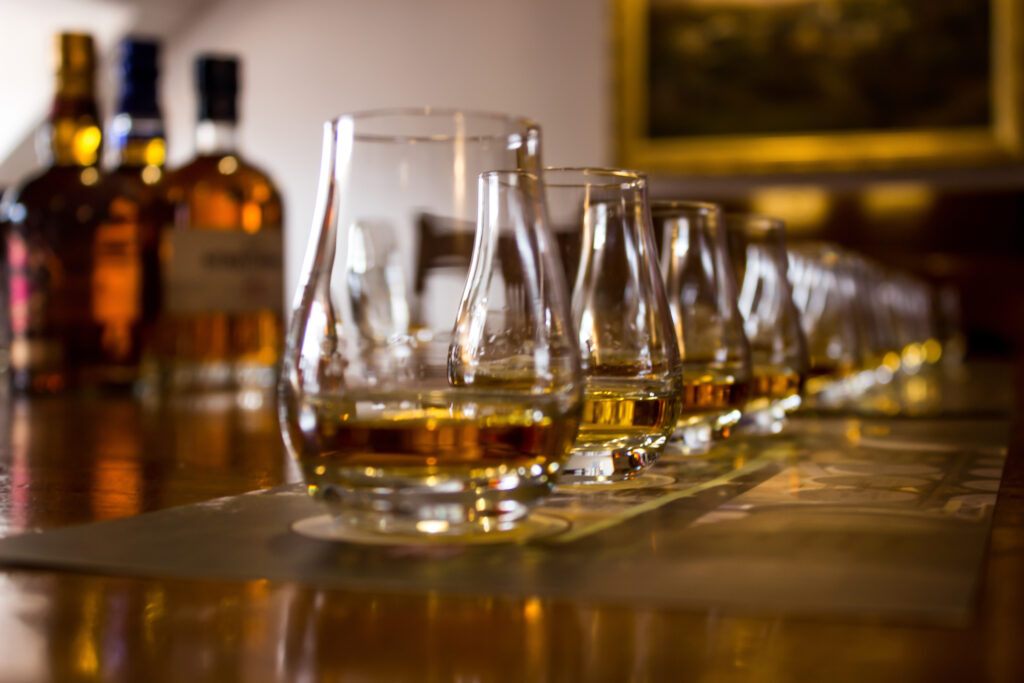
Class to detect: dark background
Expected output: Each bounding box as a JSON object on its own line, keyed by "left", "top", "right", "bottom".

{"left": 644, "top": 0, "right": 1021, "bottom": 356}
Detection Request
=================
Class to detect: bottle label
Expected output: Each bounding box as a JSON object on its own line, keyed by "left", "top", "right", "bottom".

{"left": 163, "top": 228, "right": 283, "bottom": 314}
{"left": 91, "top": 220, "right": 141, "bottom": 360}
{"left": 6, "top": 232, "right": 63, "bottom": 370}
{"left": 93, "top": 221, "right": 141, "bottom": 321}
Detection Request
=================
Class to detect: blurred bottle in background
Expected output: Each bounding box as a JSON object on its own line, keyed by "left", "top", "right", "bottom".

{"left": 0, "top": 33, "right": 104, "bottom": 393}
{"left": 82, "top": 37, "right": 166, "bottom": 391}
{"left": 156, "top": 55, "right": 284, "bottom": 402}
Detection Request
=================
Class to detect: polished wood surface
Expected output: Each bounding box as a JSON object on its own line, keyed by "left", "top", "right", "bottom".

{"left": 0, "top": 373, "right": 1021, "bottom": 682}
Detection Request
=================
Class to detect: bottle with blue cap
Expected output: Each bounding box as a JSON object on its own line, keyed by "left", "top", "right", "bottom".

{"left": 79, "top": 36, "right": 167, "bottom": 390}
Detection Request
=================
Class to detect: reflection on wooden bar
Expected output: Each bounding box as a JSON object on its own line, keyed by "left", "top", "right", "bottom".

{"left": 0, "top": 0, "right": 1022, "bottom": 680}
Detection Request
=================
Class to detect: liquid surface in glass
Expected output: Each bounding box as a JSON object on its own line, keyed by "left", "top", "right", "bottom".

{"left": 292, "top": 389, "right": 580, "bottom": 482}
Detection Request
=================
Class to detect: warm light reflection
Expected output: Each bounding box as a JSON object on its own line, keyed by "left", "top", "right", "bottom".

{"left": 8, "top": 401, "right": 32, "bottom": 533}
{"left": 143, "top": 587, "right": 165, "bottom": 648}
{"left": 923, "top": 338, "right": 942, "bottom": 364}
{"left": 902, "top": 375, "right": 937, "bottom": 405}
{"left": 861, "top": 182, "right": 934, "bottom": 220}
{"left": 218, "top": 155, "right": 239, "bottom": 175}
{"left": 242, "top": 202, "right": 262, "bottom": 233}
{"left": 79, "top": 167, "right": 99, "bottom": 186}
{"left": 72, "top": 591, "right": 100, "bottom": 676}
{"left": 452, "top": 112, "right": 466, "bottom": 221}
{"left": 91, "top": 405, "right": 142, "bottom": 521}
{"left": 73, "top": 125, "right": 102, "bottom": 165}
{"left": 92, "top": 459, "right": 142, "bottom": 520}
{"left": 788, "top": 467, "right": 801, "bottom": 493}
{"left": 141, "top": 165, "right": 162, "bottom": 185}
{"left": 845, "top": 423, "right": 862, "bottom": 443}
{"left": 416, "top": 520, "right": 450, "bottom": 534}
{"left": 144, "top": 138, "right": 166, "bottom": 167}
{"left": 750, "top": 186, "right": 829, "bottom": 234}
{"left": 902, "top": 343, "right": 924, "bottom": 372}
{"left": 882, "top": 352, "right": 902, "bottom": 372}
{"left": 523, "top": 597, "right": 546, "bottom": 680}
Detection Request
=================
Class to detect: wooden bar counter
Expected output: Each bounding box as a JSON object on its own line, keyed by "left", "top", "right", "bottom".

{"left": 0, "top": 366, "right": 1021, "bottom": 682}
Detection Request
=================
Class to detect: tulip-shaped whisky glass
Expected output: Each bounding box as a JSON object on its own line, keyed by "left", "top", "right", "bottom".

{"left": 545, "top": 169, "right": 682, "bottom": 485}
{"left": 279, "top": 110, "right": 581, "bottom": 537}
{"left": 651, "top": 201, "right": 752, "bottom": 454}
{"left": 787, "top": 243, "right": 863, "bottom": 407}
{"left": 723, "top": 213, "right": 808, "bottom": 434}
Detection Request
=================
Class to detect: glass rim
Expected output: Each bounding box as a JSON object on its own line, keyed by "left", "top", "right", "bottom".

{"left": 330, "top": 106, "right": 539, "bottom": 143}
{"left": 480, "top": 169, "right": 541, "bottom": 181}
{"left": 788, "top": 239, "right": 842, "bottom": 254}
{"left": 649, "top": 199, "right": 721, "bottom": 215}
{"left": 723, "top": 212, "right": 785, "bottom": 230}
{"left": 543, "top": 166, "right": 646, "bottom": 189}
{"left": 788, "top": 240, "right": 847, "bottom": 266}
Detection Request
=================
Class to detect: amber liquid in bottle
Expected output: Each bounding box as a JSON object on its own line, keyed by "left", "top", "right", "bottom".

{"left": 157, "top": 56, "right": 283, "bottom": 394}
{"left": 1, "top": 33, "right": 104, "bottom": 393}
{"left": 78, "top": 38, "right": 165, "bottom": 389}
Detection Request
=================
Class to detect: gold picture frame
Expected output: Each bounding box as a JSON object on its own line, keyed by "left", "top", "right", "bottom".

{"left": 615, "top": 0, "right": 1024, "bottom": 174}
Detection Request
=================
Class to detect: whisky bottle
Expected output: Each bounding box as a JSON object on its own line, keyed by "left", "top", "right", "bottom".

{"left": 158, "top": 55, "right": 284, "bottom": 397}
{"left": 81, "top": 37, "right": 166, "bottom": 389}
{"left": 0, "top": 33, "right": 104, "bottom": 393}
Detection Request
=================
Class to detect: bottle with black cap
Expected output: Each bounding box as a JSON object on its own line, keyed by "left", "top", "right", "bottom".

{"left": 160, "top": 54, "right": 284, "bottom": 398}
{"left": 0, "top": 33, "right": 104, "bottom": 393}
{"left": 80, "top": 36, "right": 166, "bottom": 390}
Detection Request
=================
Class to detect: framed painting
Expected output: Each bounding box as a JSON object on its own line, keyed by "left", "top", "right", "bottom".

{"left": 614, "top": 0, "right": 1024, "bottom": 173}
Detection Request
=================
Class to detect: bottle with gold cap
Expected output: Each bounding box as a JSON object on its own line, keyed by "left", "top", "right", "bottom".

{"left": 158, "top": 54, "right": 283, "bottom": 400}
{"left": 82, "top": 37, "right": 167, "bottom": 390}
{"left": 0, "top": 33, "right": 104, "bottom": 393}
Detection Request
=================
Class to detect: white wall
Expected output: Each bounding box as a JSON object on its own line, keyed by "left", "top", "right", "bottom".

{"left": 0, "top": 0, "right": 211, "bottom": 185}
{"left": 0, "top": 0, "right": 136, "bottom": 183}
{"left": 159, "top": 0, "right": 610, "bottom": 306}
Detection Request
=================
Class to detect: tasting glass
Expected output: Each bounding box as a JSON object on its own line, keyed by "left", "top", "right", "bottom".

{"left": 787, "top": 243, "right": 862, "bottom": 407}
{"left": 651, "top": 201, "right": 752, "bottom": 454}
{"left": 544, "top": 168, "right": 682, "bottom": 485}
{"left": 723, "top": 213, "right": 808, "bottom": 435}
{"left": 847, "top": 256, "right": 903, "bottom": 389}
{"left": 821, "top": 251, "right": 885, "bottom": 400}
{"left": 279, "top": 110, "right": 582, "bottom": 537}
{"left": 935, "top": 283, "right": 966, "bottom": 368}
{"left": 888, "top": 273, "right": 942, "bottom": 373}
{"left": 885, "top": 272, "right": 946, "bottom": 410}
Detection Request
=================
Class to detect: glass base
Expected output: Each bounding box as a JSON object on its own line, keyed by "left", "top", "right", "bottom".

{"left": 292, "top": 511, "right": 569, "bottom": 545}
{"left": 671, "top": 421, "right": 715, "bottom": 455}
{"left": 306, "top": 466, "right": 555, "bottom": 537}
{"left": 555, "top": 445, "right": 659, "bottom": 485}
{"left": 736, "top": 403, "right": 786, "bottom": 436}
{"left": 668, "top": 408, "right": 744, "bottom": 456}
{"left": 556, "top": 471, "right": 675, "bottom": 492}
